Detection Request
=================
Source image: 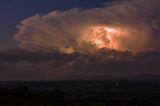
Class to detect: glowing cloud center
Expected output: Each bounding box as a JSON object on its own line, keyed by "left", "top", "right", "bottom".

{"left": 83, "top": 26, "right": 122, "bottom": 50}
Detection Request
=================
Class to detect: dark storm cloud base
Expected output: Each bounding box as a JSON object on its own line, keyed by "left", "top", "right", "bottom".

{"left": 0, "top": 49, "right": 159, "bottom": 80}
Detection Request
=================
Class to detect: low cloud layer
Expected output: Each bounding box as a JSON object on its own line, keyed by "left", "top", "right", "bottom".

{"left": 14, "top": 0, "right": 160, "bottom": 53}
{"left": 0, "top": 49, "right": 159, "bottom": 80}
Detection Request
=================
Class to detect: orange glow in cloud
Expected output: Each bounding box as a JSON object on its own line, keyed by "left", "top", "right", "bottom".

{"left": 83, "top": 26, "right": 124, "bottom": 50}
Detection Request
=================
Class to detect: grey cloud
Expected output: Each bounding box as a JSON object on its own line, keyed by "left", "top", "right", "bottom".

{"left": 0, "top": 49, "right": 159, "bottom": 80}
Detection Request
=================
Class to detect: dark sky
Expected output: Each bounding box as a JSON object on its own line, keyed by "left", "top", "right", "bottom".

{"left": 0, "top": 0, "right": 112, "bottom": 50}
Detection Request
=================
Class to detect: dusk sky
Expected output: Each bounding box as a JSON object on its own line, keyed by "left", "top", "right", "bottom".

{"left": 0, "top": 0, "right": 160, "bottom": 81}
{"left": 0, "top": 0, "right": 109, "bottom": 50}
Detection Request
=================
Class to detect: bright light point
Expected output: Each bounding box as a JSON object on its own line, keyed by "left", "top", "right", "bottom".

{"left": 105, "top": 27, "right": 116, "bottom": 34}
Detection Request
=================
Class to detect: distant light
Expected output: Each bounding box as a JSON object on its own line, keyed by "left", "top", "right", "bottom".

{"left": 115, "top": 83, "right": 119, "bottom": 86}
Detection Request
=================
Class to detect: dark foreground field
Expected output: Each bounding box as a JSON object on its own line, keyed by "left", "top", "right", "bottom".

{"left": 0, "top": 81, "right": 160, "bottom": 106}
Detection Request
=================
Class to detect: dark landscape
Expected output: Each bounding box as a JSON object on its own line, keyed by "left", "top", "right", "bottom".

{"left": 0, "top": 80, "right": 160, "bottom": 106}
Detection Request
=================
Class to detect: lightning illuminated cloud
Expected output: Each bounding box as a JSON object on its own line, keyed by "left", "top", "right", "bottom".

{"left": 14, "top": 0, "right": 160, "bottom": 53}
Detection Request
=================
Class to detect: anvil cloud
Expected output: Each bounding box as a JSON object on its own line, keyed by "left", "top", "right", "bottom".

{"left": 14, "top": 0, "right": 160, "bottom": 53}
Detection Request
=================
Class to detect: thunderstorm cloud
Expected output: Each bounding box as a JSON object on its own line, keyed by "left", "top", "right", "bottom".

{"left": 14, "top": 0, "right": 160, "bottom": 53}
{"left": 0, "top": 0, "right": 159, "bottom": 80}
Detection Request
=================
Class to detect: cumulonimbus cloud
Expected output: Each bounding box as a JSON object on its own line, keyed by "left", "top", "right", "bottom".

{"left": 14, "top": 0, "right": 160, "bottom": 53}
